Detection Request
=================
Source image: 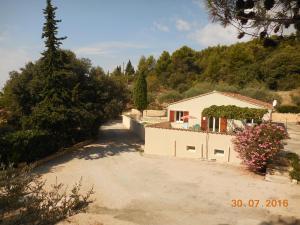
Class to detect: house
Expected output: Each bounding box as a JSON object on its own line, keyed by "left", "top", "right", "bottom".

{"left": 167, "top": 90, "right": 273, "bottom": 132}
{"left": 144, "top": 91, "right": 273, "bottom": 164}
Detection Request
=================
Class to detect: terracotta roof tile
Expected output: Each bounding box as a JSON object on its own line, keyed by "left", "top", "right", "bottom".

{"left": 220, "top": 92, "right": 273, "bottom": 109}
{"left": 168, "top": 90, "right": 273, "bottom": 109}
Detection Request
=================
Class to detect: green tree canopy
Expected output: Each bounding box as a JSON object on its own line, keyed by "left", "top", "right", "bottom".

{"left": 111, "top": 66, "right": 123, "bottom": 77}
{"left": 206, "top": 0, "right": 300, "bottom": 43}
{"left": 0, "top": 0, "right": 129, "bottom": 164}
{"left": 125, "top": 60, "right": 135, "bottom": 76}
{"left": 148, "top": 36, "right": 300, "bottom": 91}
{"left": 41, "top": 0, "right": 66, "bottom": 74}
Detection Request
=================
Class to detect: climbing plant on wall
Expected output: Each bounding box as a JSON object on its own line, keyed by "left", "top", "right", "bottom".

{"left": 202, "top": 105, "right": 268, "bottom": 121}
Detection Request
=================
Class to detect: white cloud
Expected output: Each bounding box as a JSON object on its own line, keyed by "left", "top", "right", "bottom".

{"left": 0, "top": 47, "right": 35, "bottom": 89}
{"left": 176, "top": 19, "right": 191, "bottom": 31}
{"left": 192, "top": 0, "right": 206, "bottom": 9}
{"left": 153, "top": 22, "right": 170, "bottom": 32}
{"left": 0, "top": 31, "right": 8, "bottom": 42}
{"left": 74, "top": 41, "right": 147, "bottom": 56}
{"left": 189, "top": 23, "right": 251, "bottom": 47}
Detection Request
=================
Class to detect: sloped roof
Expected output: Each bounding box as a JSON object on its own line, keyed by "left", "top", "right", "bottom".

{"left": 167, "top": 90, "right": 273, "bottom": 109}
{"left": 221, "top": 92, "right": 273, "bottom": 109}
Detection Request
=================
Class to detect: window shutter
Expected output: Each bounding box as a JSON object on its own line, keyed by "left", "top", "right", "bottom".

{"left": 220, "top": 117, "right": 227, "bottom": 133}
{"left": 170, "top": 111, "right": 175, "bottom": 122}
{"left": 201, "top": 116, "right": 207, "bottom": 131}
{"left": 183, "top": 111, "right": 189, "bottom": 122}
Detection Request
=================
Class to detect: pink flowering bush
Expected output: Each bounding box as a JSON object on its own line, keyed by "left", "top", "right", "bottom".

{"left": 233, "top": 123, "right": 288, "bottom": 172}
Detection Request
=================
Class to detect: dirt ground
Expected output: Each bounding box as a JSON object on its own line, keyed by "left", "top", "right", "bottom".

{"left": 36, "top": 121, "right": 300, "bottom": 225}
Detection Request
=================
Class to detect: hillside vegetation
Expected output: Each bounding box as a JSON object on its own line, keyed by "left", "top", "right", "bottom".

{"left": 152, "top": 35, "right": 300, "bottom": 92}
{"left": 126, "top": 36, "right": 300, "bottom": 108}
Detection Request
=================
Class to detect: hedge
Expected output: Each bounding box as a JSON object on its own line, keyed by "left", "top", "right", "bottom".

{"left": 276, "top": 105, "right": 300, "bottom": 113}
{"left": 286, "top": 153, "right": 300, "bottom": 181}
{"left": 0, "top": 130, "right": 58, "bottom": 164}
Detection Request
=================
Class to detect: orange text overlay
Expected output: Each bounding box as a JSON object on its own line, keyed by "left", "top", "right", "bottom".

{"left": 231, "top": 199, "right": 288, "bottom": 208}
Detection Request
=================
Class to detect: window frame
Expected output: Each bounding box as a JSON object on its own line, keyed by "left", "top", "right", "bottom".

{"left": 175, "top": 111, "right": 184, "bottom": 123}
{"left": 208, "top": 117, "right": 221, "bottom": 132}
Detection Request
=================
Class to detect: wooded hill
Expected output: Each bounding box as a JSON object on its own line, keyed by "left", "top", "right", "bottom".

{"left": 144, "top": 35, "right": 300, "bottom": 93}
{"left": 124, "top": 35, "right": 299, "bottom": 109}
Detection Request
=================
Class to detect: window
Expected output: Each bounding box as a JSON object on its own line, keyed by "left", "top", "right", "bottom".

{"left": 215, "top": 117, "right": 220, "bottom": 131}
{"left": 246, "top": 119, "right": 254, "bottom": 124}
{"left": 175, "top": 111, "right": 184, "bottom": 122}
{"left": 208, "top": 117, "right": 220, "bottom": 132}
{"left": 187, "top": 146, "right": 196, "bottom": 151}
{"left": 214, "top": 149, "right": 224, "bottom": 156}
{"left": 209, "top": 117, "right": 214, "bottom": 131}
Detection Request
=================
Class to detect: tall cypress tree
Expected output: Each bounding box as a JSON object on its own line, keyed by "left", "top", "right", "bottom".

{"left": 41, "top": 0, "right": 66, "bottom": 74}
{"left": 133, "top": 72, "right": 148, "bottom": 111}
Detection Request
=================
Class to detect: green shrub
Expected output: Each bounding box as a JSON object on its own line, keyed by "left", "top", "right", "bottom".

{"left": 285, "top": 153, "right": 300, "bottom": 181}
{"left": 276, "top": 105, "right": 300, "bottom": 113}
{"left": 214, "top": 83, "right": 239, "bottom": 93}
{"left": 0, "top": 164, "right": 94, "bottom": 225}
{"left": 158, "top": 91, "right": 183, "bottom": 103}
{"left": 239, "top": 87, "right": 282, "bottom": 105}
{"left": 291, "top": 94, "right": 300, "bottom": 106}
{"left": 183, "top": 82, "right": 214, "bottom": 98}
{"left": 183, "top": 87, "right": 207, "bottom": 98}
{"left": 2, "top": 130, "right": 57, "bottom": 164}
{"left": 183, "top": 82, "right": 281, "bottom": 105}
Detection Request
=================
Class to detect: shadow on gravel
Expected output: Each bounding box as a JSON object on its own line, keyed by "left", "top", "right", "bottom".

{"left": 35, "top": 120, "right": 143, "bottom": 174}
{"left": 259, "top": 217, "right": 300, "bottom": 225}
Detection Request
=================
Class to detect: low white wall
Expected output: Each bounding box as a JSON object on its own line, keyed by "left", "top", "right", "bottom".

{"left": 144, "top": 127, "right": 241, "bottom": 164}
{"left": 272, "top": 113, "right": 300, "bottom": 123}
{"left": 131, "top": 109, "right": 142, "bottom": 116}
{"left": 122, "top": 115, "right": 145, "bottom": 140}
{"left": 143, "top": 109, "right": 166, "bottom": 117}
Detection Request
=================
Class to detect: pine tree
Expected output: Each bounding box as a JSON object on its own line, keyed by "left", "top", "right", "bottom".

{"left": 206, "top": 0, "right": 300, "bottom": 42}
{"left": 125, "top": 60, "right": 135, "bottom": 76}
{"left": 111, "top": 66, "right": 123, "bottom": 76}
{"left": 133, "top": 72, "right": 148, "bottom": 111}
{"left": 41, "top": 0, "right": 66, "bottom": 74}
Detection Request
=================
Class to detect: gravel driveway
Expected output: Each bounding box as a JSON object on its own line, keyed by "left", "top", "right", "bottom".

{"left": 37, "top": 121, "right": 300, "bottom": 225}
{"left": 285, "top": 122, "right": 300, "bottom": 156}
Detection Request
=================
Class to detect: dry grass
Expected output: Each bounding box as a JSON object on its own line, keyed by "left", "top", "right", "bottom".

{"left": 277, "top": 88, "right": 300, "bottom": 105}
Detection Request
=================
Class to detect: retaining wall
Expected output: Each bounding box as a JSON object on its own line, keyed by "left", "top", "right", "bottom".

{"left": 122, "top": 115, "right": 145, "bottom": 140}
{"left": 272, "top": 113, "right": 300, "bottom": 123}
{"left": 143, "top": 109, "right": 166, "bottom": 117}
{"left": 144, "top": 126, "right": 241, "bottom": 164}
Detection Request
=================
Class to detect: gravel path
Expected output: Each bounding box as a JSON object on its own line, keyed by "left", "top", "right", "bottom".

{"left": 285, "top": 122, "right": 300, "bottom": 156}
{"left": 36, "top": 121, "right": 300, "bottom": 225}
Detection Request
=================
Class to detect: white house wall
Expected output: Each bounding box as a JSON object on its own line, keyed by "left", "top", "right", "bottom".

{"left": 168, "top": 92, "right": 268, "bottom": 127}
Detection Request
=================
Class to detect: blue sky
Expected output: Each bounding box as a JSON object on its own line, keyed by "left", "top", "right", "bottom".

{"left": 0, "top": 0, "right": 244, "bottom": 88}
